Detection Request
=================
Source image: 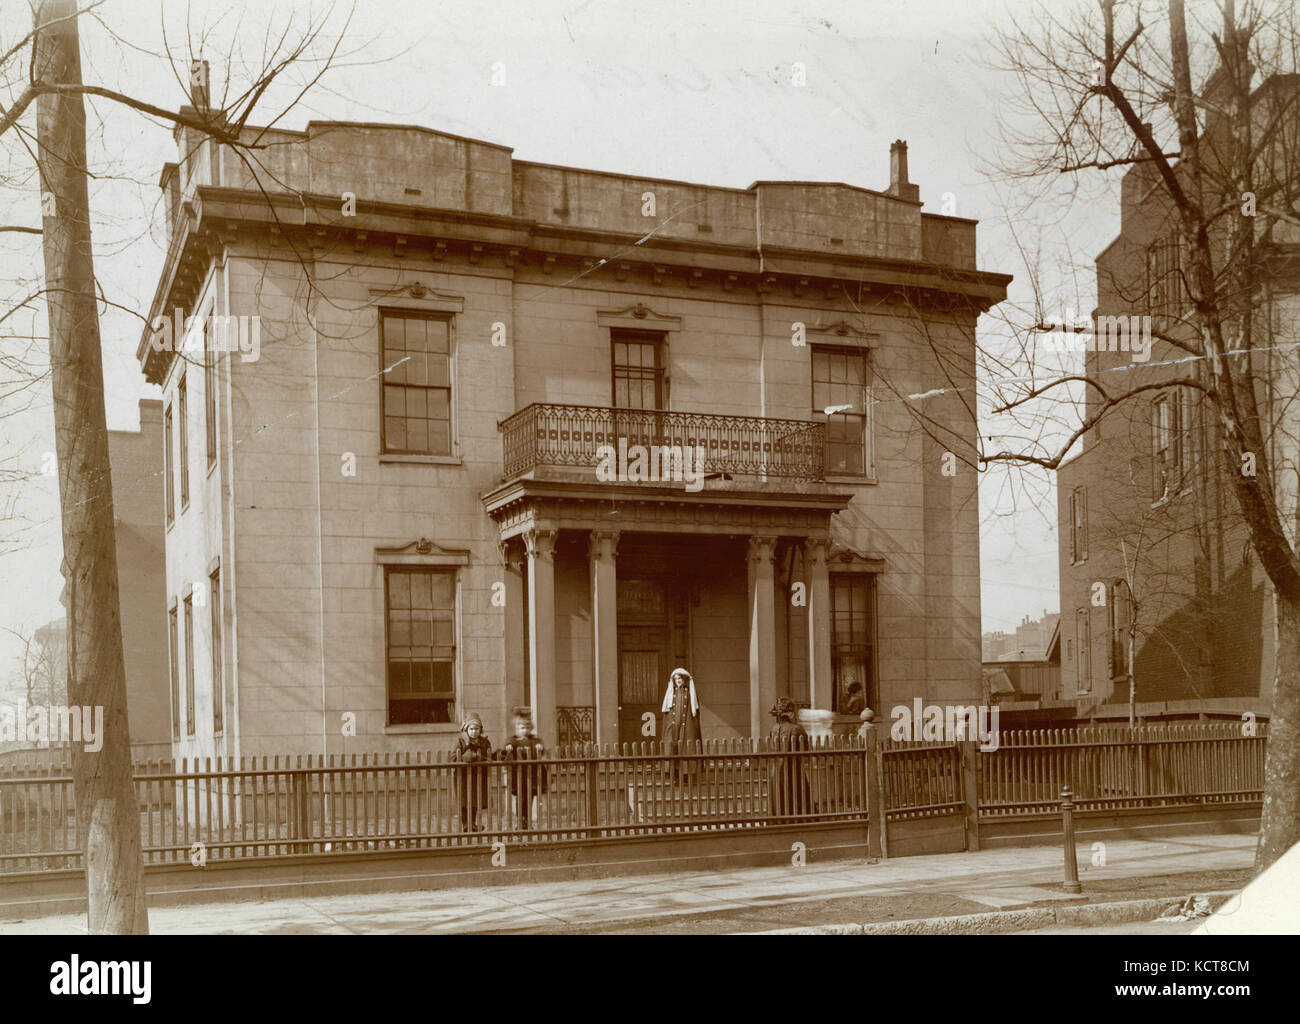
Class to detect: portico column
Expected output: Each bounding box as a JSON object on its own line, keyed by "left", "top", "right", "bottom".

{"left": 524, "top": 528, "right": 557, "bottom": 744}
{"left": 499, "top": 540, "right": 527, "bottom": 726}
{"left": 589, "top": 529, "right": 620, "bottom": 747}
{"left": 806, "top": 538, "right": 834, "bottom": 711}
{"left": 747, "top": 535, "right": 778, "bottom": 740}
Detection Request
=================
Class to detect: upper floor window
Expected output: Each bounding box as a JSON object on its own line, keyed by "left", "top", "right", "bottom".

{"left": 381, "top": 311, "right": 451, "bottom": 455}
{"left": 164, "top": 403, "right": 175, "bottom": 526}
{"left": 385, "top": 567, "right": 457, "bottom": 724}
{"left": 177, "top": 375, "right": 190, "bottom": 509}
{"left": 1069, "top": 486, "right": 1088, "bottom": 563}
{"left": 812, "top": 346, "right": 871, "bottom": 476}
{"left": 1151, "top": 393, "right": 1181, "bottom": 500}
{"left": 611, "top": 329, "right": 665, "bottom": 410}
{"left": 1146, "top": 236, "right": 1186, "bottom": 322}
{"left": 204, "top": 318, "right": 217, "bottom": 467}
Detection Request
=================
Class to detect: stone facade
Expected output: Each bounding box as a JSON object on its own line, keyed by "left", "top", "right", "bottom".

{"left": 137, "top": 111, "right": 1008, "bottom": 758}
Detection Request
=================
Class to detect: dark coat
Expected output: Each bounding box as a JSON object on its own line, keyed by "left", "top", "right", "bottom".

{"left": 451, "top": 734, "right": 493, "bottom": 803}
{"left": 767, "top": 720, "right": 813, "bottom": 820}
{"left": 662, "top": 681, "right": 701, "bottom": 750}
{"left": 500, "top": 733, "right": 549, "bottom": 796}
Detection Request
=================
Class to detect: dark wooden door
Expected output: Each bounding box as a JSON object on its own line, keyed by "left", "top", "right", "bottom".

{"left": 617, "top": 577, "right": 691, "bottom": 746}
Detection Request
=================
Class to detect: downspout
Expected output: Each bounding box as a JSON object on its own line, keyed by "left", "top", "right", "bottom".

{"left": 221, "top": 255, "right": 241, "bottom": 760}
{"left": 755, "top": 186, "right": 768, "bottom": 482}
{"left": 310, "top": 275, "right": 328, "bottom": 760}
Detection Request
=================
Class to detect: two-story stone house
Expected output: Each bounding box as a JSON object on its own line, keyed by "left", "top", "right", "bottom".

{"left": 136, "top": 88, "right": 1008, "bottom": 758}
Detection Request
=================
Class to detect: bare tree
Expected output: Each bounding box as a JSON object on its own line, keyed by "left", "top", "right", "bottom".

{"left": 2, "top": 0, "right": 364, "bottom": 932}
{"left": 870, "top": 0, "right": 1300, "bottom": 872}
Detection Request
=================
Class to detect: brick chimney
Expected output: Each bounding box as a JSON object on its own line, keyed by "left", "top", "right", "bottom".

{"left": 888, "top": 140, "right": 920, "bottom": 203}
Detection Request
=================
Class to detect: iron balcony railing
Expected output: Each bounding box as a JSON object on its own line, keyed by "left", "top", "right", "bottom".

{"left": 499, "top": 403, "right": 827, "bottom": 482}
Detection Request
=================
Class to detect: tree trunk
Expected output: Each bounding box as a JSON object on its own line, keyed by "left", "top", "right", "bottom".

{"left": 1258, "top": 592, "right": 1300, "bottom": 872}
{"left": 34, "top": 0, "right": 148, "bottom": 933}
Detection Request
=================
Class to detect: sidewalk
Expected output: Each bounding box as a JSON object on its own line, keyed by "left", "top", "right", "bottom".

{"left": 0, "top": 833, "right": 1254, "bottom": 935}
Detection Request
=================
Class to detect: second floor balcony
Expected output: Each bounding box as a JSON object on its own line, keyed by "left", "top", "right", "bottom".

{"left": 498, "top": 403, "right": 828, "bottom": 485}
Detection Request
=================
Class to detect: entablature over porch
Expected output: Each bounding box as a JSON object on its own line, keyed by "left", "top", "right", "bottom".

{"left": 482, "top": 477, "right": 853, "bottom": 543}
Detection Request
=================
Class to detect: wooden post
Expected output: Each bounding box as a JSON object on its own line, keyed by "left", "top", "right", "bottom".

{"left": 864, "top": 727, "right": 884, "bottom": 858}
{"left": 961, "top": 739, "right": 981, "bottom": 851}
{"left": 584, "top": 747, "right": 599, "bottom": 833}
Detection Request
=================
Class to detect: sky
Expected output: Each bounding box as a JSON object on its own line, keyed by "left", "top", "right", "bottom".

{"left": 0, "top": 0, "right": 1112, "bottom": 684}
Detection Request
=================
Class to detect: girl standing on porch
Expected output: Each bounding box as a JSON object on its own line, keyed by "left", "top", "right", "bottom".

{"left": 661, "top": 668, "right": 701, "bottom": 782}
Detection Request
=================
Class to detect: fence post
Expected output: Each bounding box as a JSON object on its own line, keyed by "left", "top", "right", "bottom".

{"left": 961, "top": 740, "right": 980, "bottom": 852}
{"left": 1061, "top": 786, "right": 1081, "bottom": 894}
{"left": 289, "top": 760, "right": 307, "bottom": 846}
{"left": 864, "top": 728, "right": 884, "bottom": 859}
{"left": 584, "top": 745, "right": 599, "bottom": 834}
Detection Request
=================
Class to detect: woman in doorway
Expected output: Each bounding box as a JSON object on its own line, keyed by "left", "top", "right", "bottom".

{"left": 661, "top": 667, "right": 701, "bottom": 784}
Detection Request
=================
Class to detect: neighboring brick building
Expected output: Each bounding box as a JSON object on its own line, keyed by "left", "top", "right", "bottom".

{"left": 1056, "top": 72, "right": 1300, "bottom": 723}
{"left": 135, "top": 86, "right": 1008, "bottom": 758}
{"left": 107, "top": 399, "right": 172, "bottom": 752}
{"left": 3, "top": 403, "right": 170, "bottom": 758}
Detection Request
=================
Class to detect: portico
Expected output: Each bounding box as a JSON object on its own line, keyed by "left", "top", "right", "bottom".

{"left": 484, "top": 474, "right": 853, "bottom": 746}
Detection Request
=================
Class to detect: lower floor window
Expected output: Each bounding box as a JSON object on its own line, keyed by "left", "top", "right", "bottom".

{"left": 385, "top": 567, "right": 457, "bottom": 724}
{"left": 830, "top": 573, "right": 876, "bottom": 713}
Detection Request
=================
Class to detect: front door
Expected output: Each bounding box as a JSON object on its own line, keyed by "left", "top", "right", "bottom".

{"left": 616, "top": 578, "right": 690, "bottom": 746}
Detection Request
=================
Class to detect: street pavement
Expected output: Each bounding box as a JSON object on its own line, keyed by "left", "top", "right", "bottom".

{"left": 0, "top": 832, "right": 1255, "bottom": 935}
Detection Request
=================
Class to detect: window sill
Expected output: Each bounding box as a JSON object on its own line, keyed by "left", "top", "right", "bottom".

{"left": 384, "top": 723, "right": 460, "bottom": 735}
{"left": 824, "top": 472, "right": 877, "bottom": 486}
{"left": 380, "top": 453, "right": 462, "bottom": 466}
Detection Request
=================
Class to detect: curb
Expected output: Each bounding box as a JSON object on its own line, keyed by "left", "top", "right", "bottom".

{"left": 745, "top": 890, "right": 1241, "bottom": 935}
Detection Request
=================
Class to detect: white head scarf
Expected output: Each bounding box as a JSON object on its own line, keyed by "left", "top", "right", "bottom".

{"left": 661, "top": 668, "right": 699, "bottom": 716}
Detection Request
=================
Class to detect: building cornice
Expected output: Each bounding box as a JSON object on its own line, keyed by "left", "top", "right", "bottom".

{"left": 137, "top": 185, "right": 1012, "bottom": 382}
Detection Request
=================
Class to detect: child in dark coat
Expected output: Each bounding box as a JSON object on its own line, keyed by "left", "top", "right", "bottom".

{"left": 500, "top": 708, "right": 548, "bottom": 830}
{"left": 767, "top": 697, "right": 813, "bottom": 822}
{"left": 451, "top": 713, "right": 493, "bottom": 832}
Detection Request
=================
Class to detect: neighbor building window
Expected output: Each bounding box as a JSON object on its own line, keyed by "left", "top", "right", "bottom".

{"left": 183, "top": 594, "right": 195, "bottom": 736}
{"left": 204, "top": 318, "right": 217, "bottom": 467}
{"left": 168, "top": 604, "right": 180, "bottom": 739}
{"left": 1152, "top": 393, "right": 1179, "bottom": 500}
{"left": 1075, "top": 607, "right": 1091, "bottom": 694}
{"left": 210, "top": 569, "right": 223, "bottom": 734}
{"left": 1146, "top": 236, "right": 1185, "bottom": 322}
{"left": 178, "top": 375, "right": 189, "bottom": 509}
{"left": 385, "top": 567, "right": 456, "bottom": 724}
{"left": 830, "top": 573, "right": 875, "bottom": 713}
{"left": 381, "top": 311, "right": 452, "bottom": 455}
{"left": 1109, "top": 580, "right": 1130, "bottom": 680}
{"left": 164, "top": 403, "right": 175, "bottom": 526}
{"left": 1069, "top": 486, "right": 1087, "bottom": 563}
{"left": 812, "top": 346, "right": 871, "bottom": 476}
{"left": 611, "top": 329, "right": 665, "bottom": 410}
